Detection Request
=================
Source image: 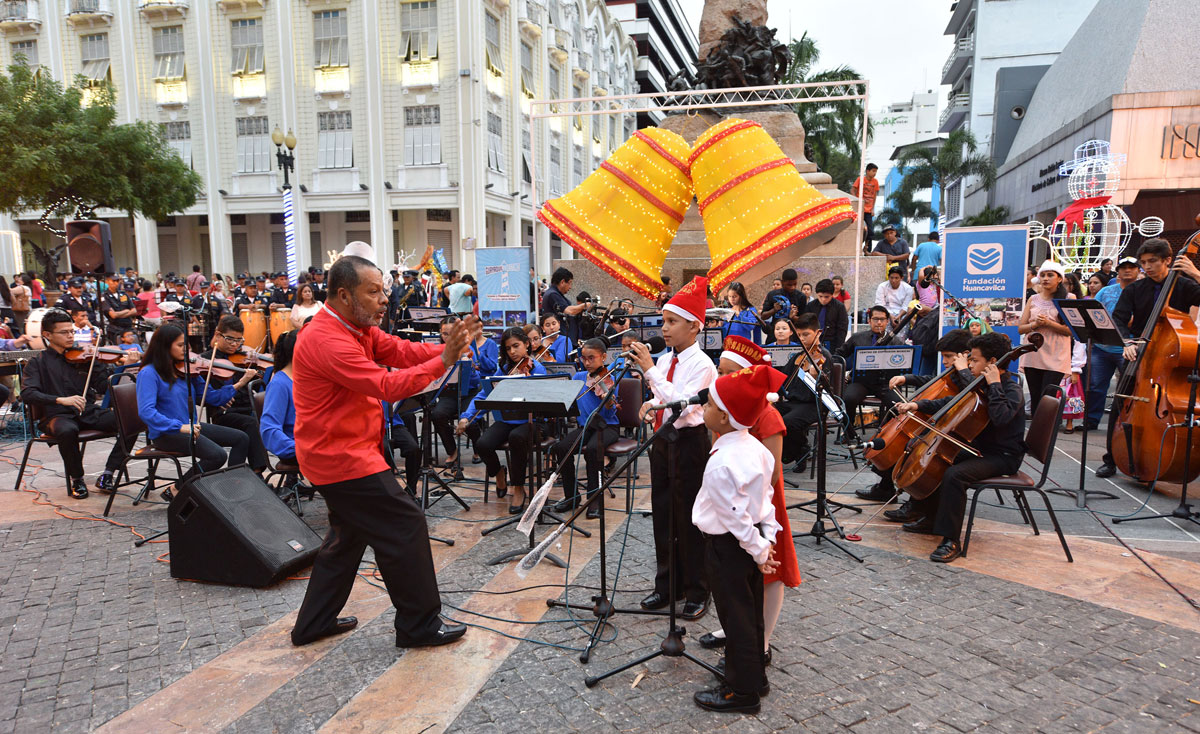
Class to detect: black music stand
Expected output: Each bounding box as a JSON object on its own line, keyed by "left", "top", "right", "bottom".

{"left": 1052, "top": 299, "right": 1122, "bottom": 508}
{"left": 396, "top": 360, "right": 471, "bottom": 516}
{"left": 477, "top": 375, "right": 589, "bottom": 566}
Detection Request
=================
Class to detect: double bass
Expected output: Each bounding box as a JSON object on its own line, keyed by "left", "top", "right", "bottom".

{"left": 892, "top": 334, "right": 1043, "bottom": 499}
{"left": 1110, "top": 229, "right": 1200, "bottom": 483}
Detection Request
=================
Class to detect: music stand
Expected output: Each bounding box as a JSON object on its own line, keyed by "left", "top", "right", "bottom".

{"left": 395, "top": 360, "right": 470, "bottom": 516}
{"left": 477, "top": 375, "right": 589, "bottom": 566}
{"left": 1053, "top": 299, "right": 1123, "bottom": 508}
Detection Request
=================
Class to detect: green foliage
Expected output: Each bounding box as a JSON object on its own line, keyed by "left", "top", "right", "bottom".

{"left": 819, "top": 147, "right": 861, "bottom": 193}
{"left": 781, "top": 33, "right": 872, "bottom": 174}
{"left": 895, "top": 128, "right": 997, "bottom": 221}
{"left": 0, "top": 61, "right": 202, "bottom": 220}
{"left": 964, "top": 205, "right": 1011, "bottom": 226}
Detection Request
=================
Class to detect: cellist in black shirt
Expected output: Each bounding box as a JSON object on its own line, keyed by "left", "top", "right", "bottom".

{"left": 892, "top": 332, "right": 1025, "bottom": 563}
{"left": 1096, "top": 238, "right": 1200, "bottom": 477}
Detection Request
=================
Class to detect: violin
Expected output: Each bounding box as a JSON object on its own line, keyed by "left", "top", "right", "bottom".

{"left": 175, "top": 352, "right": 249, "bottom": 380}
{"left": 1110, "top": 224, "right": 1200, "bottom": 483}
{"left": 507, "top": 356, "right": 533, "bottom": 376}
{"left": 535, "top": 333, "right": 560, "bottom": 363}
{"left": 227, "top": 347, "right": 274, "bottom": 368}
{"left": 64, "top": 345, "right": 130, "bottom": 364}
{"left": 891, "top": 334, "right": 1043, "bottom": 499}
{"left": 584, "top": 367, "right": 616, "bottom": 399}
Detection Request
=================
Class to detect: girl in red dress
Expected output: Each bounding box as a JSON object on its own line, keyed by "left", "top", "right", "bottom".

{"left": 698, "top": 336, "right": 802, "bottom": 660}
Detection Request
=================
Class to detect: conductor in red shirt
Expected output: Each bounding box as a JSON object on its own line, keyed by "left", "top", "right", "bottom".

{"left": 290, "top": 255, "right": 481, "bottom": 649}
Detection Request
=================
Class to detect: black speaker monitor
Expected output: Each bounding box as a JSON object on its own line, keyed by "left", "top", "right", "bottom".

{"left": 167, "top": 466, "right": 322, "bottom": 587}
{"left": 64, "top": 219, "right": 114, "bottom": 275}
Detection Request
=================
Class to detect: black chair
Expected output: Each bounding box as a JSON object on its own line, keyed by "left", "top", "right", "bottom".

{"left": 103, "top": 374, "right": 187, "bottom": 517}
{"left": 962, "top": 388, "right": 1073, "bottom": 562}
{"left": 13, "top": 398, "right": 117, "bottom": 495}
{"left": 250, "top": 383, "right": 306, "bottom": 515}
{"left": 603, "top": 376, "right": 646, "bottom": 514}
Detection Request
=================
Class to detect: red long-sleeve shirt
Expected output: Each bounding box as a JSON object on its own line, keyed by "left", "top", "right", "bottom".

{"left": 293, "top": 307, "right": 445, "bottom": 486}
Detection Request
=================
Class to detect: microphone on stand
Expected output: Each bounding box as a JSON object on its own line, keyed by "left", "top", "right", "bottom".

{"left": 644, "top": 388, "right": 709, "bottom": 413}
{"left": 842, "top": 437, "right": 885, "bottom": 451}
{"left": 618, "top": 335, "right": 666, "bottom": 358}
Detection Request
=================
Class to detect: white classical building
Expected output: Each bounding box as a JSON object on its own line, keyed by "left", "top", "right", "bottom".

{"left": 0, "top": 0, "right": 637, "bottom": 278}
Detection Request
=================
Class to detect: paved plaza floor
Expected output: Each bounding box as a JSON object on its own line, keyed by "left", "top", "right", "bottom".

{"left": 1, "top": 415, "right": 1199, "bottom": 733}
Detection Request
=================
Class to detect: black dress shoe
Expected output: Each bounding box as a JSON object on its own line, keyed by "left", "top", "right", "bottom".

{"left": 790, "top": 459, "right": 807, "bottom": 474}
{"left": 713, "top": 657, "right": 771, "bottom": 695}
{"left": 1096, "top": 463, "right": 1117, "bottom": 479}
{"left": 639, "top": 591, "right": 673, "bottom": 610}
{"left": 855, "top": 483, "right": 893, "bottom": 502}
{"left": 694, "top": 684, "right": 761, "bottom": 713}
{"left": 68, "top": 478, "right": 88, "bottom": 500}
{"left": 552, "top": 496, "right": 578, "bottom": 513}
{"left": 680, "top": 599, "right": 708, "bottom": 621}
{"left": 883, "top": 499, "right": 917, "bottom": 522}
{"left": 397, "top": 621, "right": 467, "bottom": 648}
{"left": 698, "top": 632, "right": 726, "bottom": 649}
{"left": 96, "top": 472, "right": 115, "bottom": 494}
{"left": 930, "top": 538, "right": 962, "bottom": 563}
{"left": 585, "top": 503, "right": 600, "bottom": 520}
{"left": 291, "top": 616, "right": 358, "bottom": 646}
{"left": 901, "top": 516, "right": 938, "bottom": 535}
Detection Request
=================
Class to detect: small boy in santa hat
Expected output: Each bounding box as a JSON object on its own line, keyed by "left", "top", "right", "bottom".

{"left": 627, "top": 276, "right": 717, "bottom": 620}
{"left": 692, "top": 363, "right": 786, "bottom": 714}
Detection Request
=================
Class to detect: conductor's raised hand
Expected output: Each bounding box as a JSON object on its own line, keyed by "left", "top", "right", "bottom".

{"left": 627, "top": 340, "right": 655, "bottom": 372}
{"left": 440, "top": 316, "right": 479, "bottom": 370}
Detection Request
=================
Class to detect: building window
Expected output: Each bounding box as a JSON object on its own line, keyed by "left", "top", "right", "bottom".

{"left": 572, "top": 82, "right": 583, "bottom": 131}
{"left": 520, "top": 41, "right": 534, "bottom": 98}
{"left": 399, "top": 0, "right": 437, "bottom": 62}
{"left": 317, "top": 110, "right": 353, "bottom": 169}
{"left": 11, "top": 40, "right": 37, "bottom": 68}
{"left": 547, "top": 0, "right": 560, "bottom": 28}
{"left": 404, "top": 105, "right": 441, "bottom": 165}
{"left": 548, "top": 64, "right": 560, "bottom": 104}
{"left": 313, "top": 10, "right": 349, "bottom": 68}
{"left": 486, "top": 111, "right": 504, "bottom": 172}
{"left": 230, "top": 19, "right": 264, "bottom": 75}
{"left": 945, "top": 179, "right": 961, "bottom": 222}
{"left": 161, "top": 121, "right": 192, "bottom": 167}
{"left": 608, "top": 116, "right": 615, "bottom": 151}
{"left": 549, "top": 132, "right": 562, "bottom": 194}
{"left": 79, "top": 33, "right": 110, "bottom": 85}
{"left": 153, "top": 25, "right": 185, "bottom": 81}
{"left": 572, "top": 144, "right": 582, "bottom": 181}
{"left": 484, "top": 12, "right": 502, "bottom": 75}
{"left": 235, "top": 115, "right": 271, "bottom": 173}
{"left": 521, "top": 115, "right": 532, "bottom": 184}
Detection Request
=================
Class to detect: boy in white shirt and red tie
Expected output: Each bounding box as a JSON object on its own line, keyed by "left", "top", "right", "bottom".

{"left": 693, "top": 363, "right": 786, "bottom": 713}
{"left": 628, "top": 276, "right": 718, "bottom": 620}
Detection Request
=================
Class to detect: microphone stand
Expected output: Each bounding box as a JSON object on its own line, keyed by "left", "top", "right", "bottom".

{"left": 786, "top": 335, "right": 863, "bottom": 562}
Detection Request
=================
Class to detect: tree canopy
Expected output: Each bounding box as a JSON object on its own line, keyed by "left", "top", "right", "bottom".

{"left": 0, "top": 61, "right": 203, "bottom": 220}
{"left": 895, "top": 128, "right": 997, "bottom": 225}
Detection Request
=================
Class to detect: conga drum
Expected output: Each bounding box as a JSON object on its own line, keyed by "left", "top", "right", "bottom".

{"left": 270, "top": 308, "right": 294, "bottom": 346}
{"left": 240, "top": 309, "right": 268, "bottom": 351}
{"left": 25, "top": 307, "right": 53, "bottom": 348}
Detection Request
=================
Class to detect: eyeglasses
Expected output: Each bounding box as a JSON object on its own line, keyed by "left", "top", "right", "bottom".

{"left": 218, "top": 334, "right": 245, "bottom": 344}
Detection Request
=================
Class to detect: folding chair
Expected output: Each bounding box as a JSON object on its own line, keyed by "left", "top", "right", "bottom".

{"left": 103, "top": 374, "right": 187, "bottom": 517}
{"left": 13, "top": 400, "right": 116, "bottom": 494}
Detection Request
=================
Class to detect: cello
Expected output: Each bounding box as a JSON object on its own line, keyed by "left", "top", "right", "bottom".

{"left": 1110, "top": 229, "right": 1200, "bottom": 483}
{"left": 891, "top": 334, "right": 1043, "bottom": 499}
{"left": 864, "top": 362, "right": 964, "bottom": 472}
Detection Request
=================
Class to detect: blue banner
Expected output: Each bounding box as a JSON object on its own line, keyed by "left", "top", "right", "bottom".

{"left": 940, "top": 225, "right": 1029, "bottom": 345}
{"left": 474, "top": 247, "right": 531, "bottom": 329}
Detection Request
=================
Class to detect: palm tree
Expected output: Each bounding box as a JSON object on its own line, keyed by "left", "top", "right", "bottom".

{"left": 781, "top": 33, "right": 872, "bottom": 171}
{"left": 896, "top": 129, "right": 996, "bottom": 228}
{"left": 964, "top": 205, "right": 1011, "bottom": 226}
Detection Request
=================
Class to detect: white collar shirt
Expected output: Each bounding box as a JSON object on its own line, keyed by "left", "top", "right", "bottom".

{"left": 644, "top": 340, "right": 716, "bottom": 429}
{"left": 875, "top": 280, "right": 915, "bottom": 317}
{"left": 692, "top": 430, "right": 780, "bottom": 564}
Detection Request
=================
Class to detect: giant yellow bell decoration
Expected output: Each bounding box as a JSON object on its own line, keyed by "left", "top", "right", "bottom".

{"left": 537, "top": 128, "right": 693, "bottom": 300}
{"left": 690, "top": 118, "right": 855, "bottom": 293}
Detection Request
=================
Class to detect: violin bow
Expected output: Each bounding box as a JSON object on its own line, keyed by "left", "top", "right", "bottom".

{"left": 78, "top": 333, "right": 105, "bottom": 414}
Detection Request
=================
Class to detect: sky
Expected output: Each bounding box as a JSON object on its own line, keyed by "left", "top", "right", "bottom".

{"left": 676, "top": 0, "right": 956, "bottom": 112}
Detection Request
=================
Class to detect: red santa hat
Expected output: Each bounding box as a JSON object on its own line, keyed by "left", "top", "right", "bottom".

{"left": 709, "top": 364, "right": 788, "bottom": 431}
{"left": 720, "top": 335, "right": 771, "bottom": 370}
{"left": 661, "top": 275, "right": 708, "bottom": 323}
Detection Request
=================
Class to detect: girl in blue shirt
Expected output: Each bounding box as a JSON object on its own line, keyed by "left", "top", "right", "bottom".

{"left": 549, "top": 338, "right": 619, "bottom": 518}
{"left": 538, "top": 313, "right": 573, "bottom": 363}
{"left": 259, "top": 330, "right": 297, "bottom": 461}
{"left": 455, "top": 326, "right": 546, "bottom": 513}
{"left": 136, "top": 324, "right": 252, "bottom": 488}
{"left": 721, "top": 281, "right": 763, "bottom": 344}
{"left": 433, "top": 315, "right": 498, "bottom": 468}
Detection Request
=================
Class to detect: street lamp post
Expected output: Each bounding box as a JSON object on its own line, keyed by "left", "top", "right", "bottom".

{"left": 272, "top": 127, "right": 299, "bottom": 286}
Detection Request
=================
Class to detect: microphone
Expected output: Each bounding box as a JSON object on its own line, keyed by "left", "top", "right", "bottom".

{"left": 843, "top": 437, "right": 885, "bottom": 451}
{"left": 645, "top": 388, "right": 709, "bottom": 413}
{"left": 567, "top": 328, "right": 635, "bottom": 358}
{"left": 618, "top": 335, "right": 666, "bottom": 358}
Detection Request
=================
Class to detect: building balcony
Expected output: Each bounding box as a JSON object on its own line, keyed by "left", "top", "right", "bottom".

{"left": 517, "top": 0, "right": 542, "bottom": 39}
{"left": 0, "top": 0, "right": 41, "bottom": 32}
{"left": 216, "top": 0, "right": 265, "bottom": 10}
{"left": 939, "top": 93, "right": 970, "bottom": 133}
{"left": 138, "top": 0, "right": 187, "bottom": 20}
{"left": 549, "top": 28, "right": 568, "bottom": 64}
{"left": 571, "top": 49, "right": 590, "bottom": 81}
{"left": 65, "top": 0, "right": 111, "bottom": 26}
{"left": 940, "top": 34, "right": 973, "bottom": 85}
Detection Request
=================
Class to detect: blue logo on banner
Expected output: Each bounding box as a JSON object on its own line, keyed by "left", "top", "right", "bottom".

{"left": 944, "top": 227, "right": 1027, "bottom": 299}
{"left": 966, "top": 243, "right": 1003, "bottom": 275}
